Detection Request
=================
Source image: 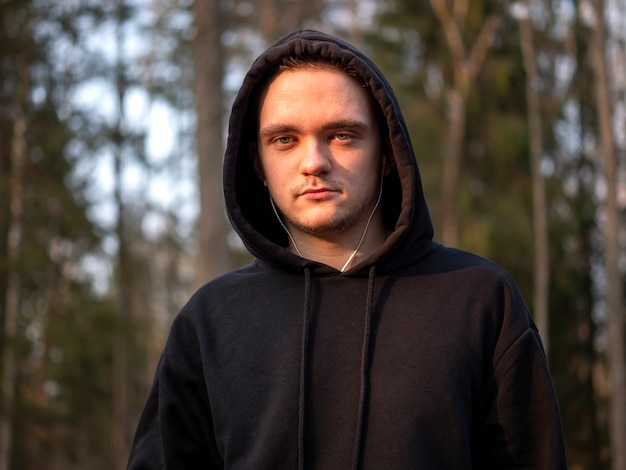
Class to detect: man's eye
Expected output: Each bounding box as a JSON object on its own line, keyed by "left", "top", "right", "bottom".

{"left": 334, "top": 133, "right": 351, "bottom": 141}
{"left": 275, "top": 136, "right": 293, "bottom": 145}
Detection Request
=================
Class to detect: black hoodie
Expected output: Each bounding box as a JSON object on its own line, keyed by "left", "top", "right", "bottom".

{"left": 128, "top": 30, "right": 568, "bottom": 469}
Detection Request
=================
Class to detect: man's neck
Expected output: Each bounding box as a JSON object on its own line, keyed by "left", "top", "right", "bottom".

{"left": 288, "top": 219, "right": 387, "bottom": 271}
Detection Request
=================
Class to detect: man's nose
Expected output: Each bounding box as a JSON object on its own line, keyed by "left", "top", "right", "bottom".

{"left": 299, "top": 138, "right": 331, "bottom": 176}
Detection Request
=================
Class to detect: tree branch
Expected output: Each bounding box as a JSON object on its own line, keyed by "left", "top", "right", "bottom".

{"left": 430, "top": 0, "right": 466, "bottom": 65}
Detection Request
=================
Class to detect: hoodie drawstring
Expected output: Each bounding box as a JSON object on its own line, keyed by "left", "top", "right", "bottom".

{"left": 351, "top": 265, "right": 377, "bottom": 470}
{"left": 297, "top": 265, "right": 377, "bottom": 470}
{"left": 298, "top": 266, "right": 312, "bottom": 470}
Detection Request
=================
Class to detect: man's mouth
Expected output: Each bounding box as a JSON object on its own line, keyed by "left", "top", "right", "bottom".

{"left": 299, "top": 187, "right": 337, "bottom": 200}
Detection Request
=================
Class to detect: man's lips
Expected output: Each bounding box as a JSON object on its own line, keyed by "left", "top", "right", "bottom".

{"left": 299, "top": 187, "right": 338, "bottom": 200}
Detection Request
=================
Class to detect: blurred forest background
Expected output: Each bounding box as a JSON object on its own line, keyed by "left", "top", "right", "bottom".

{"left": 1, "top": 0, "right": 625, "bottom": 468}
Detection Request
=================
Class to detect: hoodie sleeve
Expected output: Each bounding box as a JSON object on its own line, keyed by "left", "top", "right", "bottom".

{"left": 475, "top": 273, "right": 568, "bottom": 469}
{"left": 127, "top": 311, "right": 222, "bottom": 469}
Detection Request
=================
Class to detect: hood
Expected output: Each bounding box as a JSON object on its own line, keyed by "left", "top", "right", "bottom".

{"left": 223, "top": 29, "right": 435, "bottom": 275}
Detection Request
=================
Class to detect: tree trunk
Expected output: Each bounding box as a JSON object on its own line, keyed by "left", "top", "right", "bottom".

{"left": 259, "top": 0, "right": 279, "bottom": 38}
{"left": 589, "top": 1, "right": 626, "bottom": 468}
{"left": 519, "top": 0, "right": 550, "bottom": 354}
{"left": 429, "top": 0, "right": 502, "bottom": 246}
{"left": 112, "top": 1, "right": 132, "bottom": 466}
{"left": 439, "top": 88, "right": 466, "bottom": 247}
{"left": 0, "top": 115, "right": 25, "bottom": 470}
{"left": 193, "top": 0, "right": 233, "bottom": 286}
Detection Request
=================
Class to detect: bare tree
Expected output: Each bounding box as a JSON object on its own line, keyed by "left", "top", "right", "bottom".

{"left": 111, "top": 1, "right": 134, "bottom": 466}
{"left": 518, "top": 0, "right": 550, "bottom": 354}
{"left": 193, "top": 0, "right": 234, "bottom": 286}
{"left": 0, "top": 8, "right": 30, "bottom": 462}
{"left": 589, "top": 1, "right": 626, "bottom": 468}
{"left": 0, "top": 115, "right": 25, "bottom": 470}
{"left": 429, "top": 0, "right": 504, "bottom": 246}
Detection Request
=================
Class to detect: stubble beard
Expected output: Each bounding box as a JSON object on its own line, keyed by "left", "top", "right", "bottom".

{"left": 285, "top": 209, "right": 357, "bottom": 238}
{"left": 281, "top": 187, "right": 378, "bottom": 239}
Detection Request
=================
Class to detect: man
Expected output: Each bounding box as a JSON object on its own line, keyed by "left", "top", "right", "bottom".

{"left": 128, "top": 30, "right": 568, "bottom": 469}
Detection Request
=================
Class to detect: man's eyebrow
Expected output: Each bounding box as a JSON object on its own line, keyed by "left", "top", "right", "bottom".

{"left": 322, "top": 119, "right": 370, "bottom": 131}
{"left": 258, "top": 124, "right": 300, "bottom": 138}
{"left": 259, "top": 120, "right": 370, "bottom": 138}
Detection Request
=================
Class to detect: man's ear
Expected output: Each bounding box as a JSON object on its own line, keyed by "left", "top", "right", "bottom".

{"left": 249, "top": 140, "right": 265, "bottom": 182}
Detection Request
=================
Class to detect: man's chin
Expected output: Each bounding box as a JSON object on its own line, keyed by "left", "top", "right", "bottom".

{"left": 288, "top": 216, "right": 351, "bottom": 238}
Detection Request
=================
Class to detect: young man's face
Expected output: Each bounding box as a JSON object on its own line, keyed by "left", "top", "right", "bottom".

{"left": 256, "top": 66, "right": 383, "bottom": 242}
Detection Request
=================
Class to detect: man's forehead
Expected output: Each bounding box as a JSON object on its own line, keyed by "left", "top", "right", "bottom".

{"left": 258, "top": 69, "right": 376, "bottom": 130}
